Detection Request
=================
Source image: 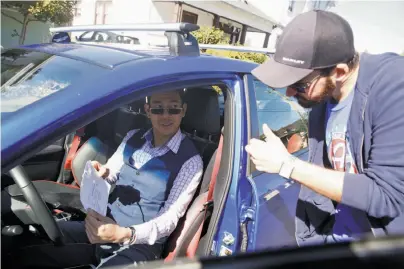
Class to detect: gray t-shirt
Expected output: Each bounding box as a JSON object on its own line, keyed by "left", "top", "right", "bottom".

{"left": 325, "top": 90, "right": 372, "bottom": 242}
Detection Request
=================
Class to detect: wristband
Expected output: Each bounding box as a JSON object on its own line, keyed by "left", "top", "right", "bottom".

{"left": 279, "top": 155, "right": 297, "bottom": 179}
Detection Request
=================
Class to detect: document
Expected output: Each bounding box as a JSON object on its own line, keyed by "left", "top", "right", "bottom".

{"left": 80, "top": 161, "right": 111, "bottom": 216}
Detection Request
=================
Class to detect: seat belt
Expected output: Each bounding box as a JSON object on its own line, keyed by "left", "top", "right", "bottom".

{"left": 206, "top": 134, "right": 223, "bottom": 204}
{"left": 186, "top": 134, "right": 223, "bottom": 257}
{"left": 64, "top": 127, "right": 85, "bottom": 170}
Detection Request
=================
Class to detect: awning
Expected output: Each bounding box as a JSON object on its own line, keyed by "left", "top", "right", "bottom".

{"left": 180, "top": 0, "right": 277, "bottom": 33}
{"left": 222, "top": 0, "right": 280, "bottom": 26}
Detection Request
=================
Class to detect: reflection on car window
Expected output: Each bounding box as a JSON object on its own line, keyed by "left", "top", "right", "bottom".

{"left": 79, "top": 31, "right": 94, "bottom": 41}
{"left": 1, "top": 49, "right": 104, "bottom": 112}
{"left": 253, "top": 78, "right": 308, "bottom": 154}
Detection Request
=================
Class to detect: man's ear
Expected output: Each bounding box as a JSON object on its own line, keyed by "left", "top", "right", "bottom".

{"left": 144, "top": 103, "right": 150, "bottom": 118}
{"left": 335, "top": 63, "right": 350, "bottom": 82}
{"left": 182, "top": 103, "right": 187, "bottom": 118}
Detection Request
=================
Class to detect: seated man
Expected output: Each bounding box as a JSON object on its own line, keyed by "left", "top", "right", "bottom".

{"left": 16, "top": 90, "right": 203, "bottom": 268}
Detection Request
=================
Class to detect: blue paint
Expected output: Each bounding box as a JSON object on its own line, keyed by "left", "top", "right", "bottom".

{"left": 211, "top": 76, "right": 252, "bottom": 255}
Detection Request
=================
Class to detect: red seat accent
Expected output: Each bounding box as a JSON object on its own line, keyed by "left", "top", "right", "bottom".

{"left": 186, "top": 134, "right": 223, "bottom": 257}
{"left": 64, "top": 128, "right": 85, "bottom": 170}
{"left": 164, "top": 134, "right": 223, "bottom": 262}
{"left": 287, "top": 133, "right": 303, "bottom": 154}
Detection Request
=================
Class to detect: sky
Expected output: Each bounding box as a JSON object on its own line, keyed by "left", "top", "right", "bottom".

{"left": 327, "top": 0, "right": 404, "bottom": 54}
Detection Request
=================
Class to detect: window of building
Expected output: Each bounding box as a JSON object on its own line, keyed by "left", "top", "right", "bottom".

{"left": 218, "top": 22, "right": 241, "bottom": 45}
{"left": 74, "top": 6, "right": 82, "bottom": 17}
{"left": 181, "top": 10, "right": 198, "bottom": 24}
{"left": 95, "top": 0, "right": 112, "bottom": 25}
{"left": 288, "top": 0, "right": 295, "bottom": 12}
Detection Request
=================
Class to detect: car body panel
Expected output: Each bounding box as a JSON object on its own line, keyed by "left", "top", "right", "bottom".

{"left": 20, "top": 43, "right": 146, "bottom": 68}
{"left": 208, "top": 77, "right": 253, "bottom": 256}
{"left": 241, "top": 75, "right": 309, "bottom": 253}
{"left": 251, "top": 149, "right": 308, "bottom": 251}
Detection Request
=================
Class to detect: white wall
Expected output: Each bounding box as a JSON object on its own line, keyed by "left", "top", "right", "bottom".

{"left": 151, "top": 1, "right": 177, "bottom": 23}
{"left": 1, "top": 9, "right": 53, "bottom": 48}
{"left": 245, "top": 32, "right": 266, "bottom": 47}
{"left": 72, "top": 0, "right": 96, "bottom": 25}
{"left": 73, "top": 0, "right": 179, "bottom": 25}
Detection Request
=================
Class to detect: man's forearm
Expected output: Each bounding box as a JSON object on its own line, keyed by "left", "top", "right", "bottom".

{"left": 291, "top": 158, "right": 344, "bottom": 202}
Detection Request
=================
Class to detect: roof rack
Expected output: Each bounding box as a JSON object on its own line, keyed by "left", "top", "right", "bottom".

{"left": 199, "top": 44, "right": 275, "bottom": 56}
{"left": 49, "top": 23, "right": 201, "bottom": 57}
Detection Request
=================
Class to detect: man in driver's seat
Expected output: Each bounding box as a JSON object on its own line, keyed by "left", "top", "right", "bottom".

{"left": 19, "top": 90, "right": 203, "bottom": 268}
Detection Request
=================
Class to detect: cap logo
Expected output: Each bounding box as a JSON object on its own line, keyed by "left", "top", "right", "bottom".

{"left": 282, "top": 57, "right": 305, "bottom": 65}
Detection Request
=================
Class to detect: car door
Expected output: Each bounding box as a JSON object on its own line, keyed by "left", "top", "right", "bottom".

{"left": 244, "top": 74, "right": 309, "bottom": 251}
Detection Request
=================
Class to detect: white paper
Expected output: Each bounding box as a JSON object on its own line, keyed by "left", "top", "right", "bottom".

{"left": 80, "top": 160, "right": 111, "bottom": 216}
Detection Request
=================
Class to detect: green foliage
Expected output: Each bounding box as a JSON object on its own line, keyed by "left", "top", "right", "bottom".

{"left": 193, "top": 26, "right": 229, "bottom": 45}
{"left": 193, "top": 26, "right": 268, "bottom": 64}
{"left": 205, "top": 47, "right": 268, "bottom": 64}
{"left": 29, "top": 0, "right": 76, "bottom": 25}
{"left": 2, "top": 1, "right": 76, "bottom": 23}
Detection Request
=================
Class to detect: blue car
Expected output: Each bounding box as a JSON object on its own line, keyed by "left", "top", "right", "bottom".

{"left": 1, "top": 23, "right": 309, "bottom": 266}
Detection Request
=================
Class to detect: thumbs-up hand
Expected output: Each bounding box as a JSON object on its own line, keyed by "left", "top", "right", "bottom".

{"left": 245, "top": 124, "right": 290, "bottom": 174}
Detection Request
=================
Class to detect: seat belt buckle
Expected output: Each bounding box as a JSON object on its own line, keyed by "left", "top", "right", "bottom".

{"left": 200, "top": 200, "right": 213, "bottom": 212}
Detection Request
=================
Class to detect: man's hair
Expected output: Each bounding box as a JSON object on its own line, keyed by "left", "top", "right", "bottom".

{"left": 319, "top": 52, "right": 360, "bottom": 76}
{"left": 147, "top": 89, "right": 185, "bottom": 104}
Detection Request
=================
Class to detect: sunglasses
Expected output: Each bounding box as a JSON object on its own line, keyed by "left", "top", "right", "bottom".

{"left": 289, "top": 74, "right": 321, "bottom": 93}
{"left": 150, "top": 107, "right": 183, "bottom": 115}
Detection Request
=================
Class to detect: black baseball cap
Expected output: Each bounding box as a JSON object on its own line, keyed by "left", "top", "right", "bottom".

{"left": 252, "top": 10, "right": 355, "bottom": 88}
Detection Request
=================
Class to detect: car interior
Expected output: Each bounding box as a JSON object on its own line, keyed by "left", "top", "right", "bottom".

{"left": 1, "top": 85, "right": 227, "bottom": 267}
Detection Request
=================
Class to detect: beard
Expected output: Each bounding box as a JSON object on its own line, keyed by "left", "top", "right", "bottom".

{"left": 295, "top": 77, "right": 336, "bottom": 108}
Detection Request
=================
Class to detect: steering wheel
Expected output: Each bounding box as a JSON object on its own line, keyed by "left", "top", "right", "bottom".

{"left": 9, "top": 165, "right": 64, "bottom": 245}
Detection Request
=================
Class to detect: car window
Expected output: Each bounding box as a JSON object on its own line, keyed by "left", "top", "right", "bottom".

{"left": 79, "top": 31, "right": 94, "bottom": 41}
{"left": 1, "top": 49, "right": 104, "bottom": 112}
{"left": 95, "top": 32, "right": 109, "bottom": 42}
{"left": 252, "top": 78, "right": 308, "bottom": 154}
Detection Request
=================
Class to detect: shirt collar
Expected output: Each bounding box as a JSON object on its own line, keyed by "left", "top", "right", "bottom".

{"left": 142, "top": 128, "right": 183, "bottom": 154}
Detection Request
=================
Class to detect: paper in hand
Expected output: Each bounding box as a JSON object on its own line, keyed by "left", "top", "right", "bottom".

{"left": 80, "top": 160, "right": 111, "bottom": 216}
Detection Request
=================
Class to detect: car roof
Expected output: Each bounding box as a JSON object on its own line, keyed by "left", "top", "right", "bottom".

{"left": 19, "top": 42, "right": 258, "bottom": 70}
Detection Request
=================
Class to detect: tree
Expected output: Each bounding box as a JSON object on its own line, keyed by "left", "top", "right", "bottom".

{"left": 1, "top": 1, "right": 76, "bottom": 45}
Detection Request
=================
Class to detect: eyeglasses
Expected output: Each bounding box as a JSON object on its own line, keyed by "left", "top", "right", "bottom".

{"left": 150, "top": 107, "right": 183, "bottom": 115}
{"left": 289, "top": 74, "right": 321, "bottom": 93}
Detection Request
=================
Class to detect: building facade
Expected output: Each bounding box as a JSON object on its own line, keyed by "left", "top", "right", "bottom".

{"left": 72, "top": 0, "right": 281, "bottom": 49}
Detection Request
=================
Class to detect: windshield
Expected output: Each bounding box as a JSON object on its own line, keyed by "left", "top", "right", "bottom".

{"left": 1, "top": 49, "right": 104, "bottom": 112}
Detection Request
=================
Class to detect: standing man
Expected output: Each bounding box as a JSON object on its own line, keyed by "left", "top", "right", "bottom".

{"left": 246, "top": 10, "right": 404, "bottom": 246}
